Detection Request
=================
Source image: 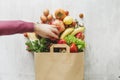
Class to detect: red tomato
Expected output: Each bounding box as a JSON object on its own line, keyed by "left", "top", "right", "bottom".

{"left": 57, "top": 39, "right": 66, "bottom": 44}
{"left": 70, "top": 43, "right": 78, "bottom": 53}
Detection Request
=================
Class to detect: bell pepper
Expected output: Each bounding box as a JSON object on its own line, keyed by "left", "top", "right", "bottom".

{"left": 70, "top": 43, "right": 78, "bottom": 53}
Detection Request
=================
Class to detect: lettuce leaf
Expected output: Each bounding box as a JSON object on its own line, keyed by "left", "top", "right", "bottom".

{"left": 65, "top": 35, "right": 85, "bottom": 51}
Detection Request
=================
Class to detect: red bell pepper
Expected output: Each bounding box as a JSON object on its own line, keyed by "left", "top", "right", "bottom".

{"left": 70, "top": 43, "right": 78, "bottom": 53}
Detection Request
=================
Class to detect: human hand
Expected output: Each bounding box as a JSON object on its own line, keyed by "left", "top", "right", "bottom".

{"left": 34, "top": 23, "right": 59, "bottom": 39}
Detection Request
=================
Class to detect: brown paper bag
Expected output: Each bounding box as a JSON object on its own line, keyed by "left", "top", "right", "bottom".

{"left": 27, "top": 33, "right": 84, "bottom": 80}
{"left": 34, "top": 44, "right": 84, "bottom": 80}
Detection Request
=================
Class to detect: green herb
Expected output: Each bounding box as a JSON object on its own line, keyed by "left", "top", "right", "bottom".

{"left": 25, "top": 38, "right": 51, "bottom": 52}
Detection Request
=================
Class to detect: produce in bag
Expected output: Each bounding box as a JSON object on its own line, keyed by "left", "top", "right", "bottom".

{"left": 24, "top": 9, "right": 86, "bottom": 53}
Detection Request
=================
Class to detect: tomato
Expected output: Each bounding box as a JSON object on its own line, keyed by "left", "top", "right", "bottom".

{"left": 75, "top": 32, "right": 84, "bottom": 40}
{"left": 58, "top": 39, "right": 66, "bottom": 44}
{"left": 70, "top": 43, "right": 78, "bottom": 53}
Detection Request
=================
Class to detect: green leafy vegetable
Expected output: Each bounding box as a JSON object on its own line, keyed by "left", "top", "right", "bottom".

{"left": 25, "top": 38, "right": 51, "bottom": 52}
{"left": 65, "top": 35, "right": 85, "bottom": 51}
{"left": 25, "top": 35, "right": 85, "bottom": 53}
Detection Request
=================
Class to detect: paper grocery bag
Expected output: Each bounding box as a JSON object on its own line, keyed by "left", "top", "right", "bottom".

{"left": 34, "top": 44, "right": 84, "bottom": 80}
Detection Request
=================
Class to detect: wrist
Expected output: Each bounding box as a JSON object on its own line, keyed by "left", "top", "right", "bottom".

{"left": 33, "top": 23, "right": 38, "bottom": 32}
{"left": 34, "top": 23, "right": 41, "bottom": 34}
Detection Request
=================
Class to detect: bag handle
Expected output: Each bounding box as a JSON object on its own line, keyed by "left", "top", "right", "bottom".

{"left": 50, "top": 44, "right": 70, "bottom": 53}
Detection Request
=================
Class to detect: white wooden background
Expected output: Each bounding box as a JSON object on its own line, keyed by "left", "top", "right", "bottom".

{"left": 0, "top": 0, "right": 120, "bottom": 80}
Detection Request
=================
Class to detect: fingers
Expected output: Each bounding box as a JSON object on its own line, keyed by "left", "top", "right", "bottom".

{"left": 36, "top": 24, "right": 60, "bottom": 39}
{"left": 37, "top": 29, "right": 59, "bottom": 39}
{"left": 50, "top": 25, "right": 60, "bottom": 35}
{"left": 51, "top": 27, "right": 59, "bottom": 35}
{"left": 39, "top": 31, "right": 58, "bottom": 39}
{"left": 48, "top": 31, "right": 59, "bottom": 39}
{"left": 37, "top": 34, "right": 49, "bottom": 38}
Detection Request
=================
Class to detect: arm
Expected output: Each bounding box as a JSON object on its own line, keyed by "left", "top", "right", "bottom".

{"left": 0, "top": 20, "right": 59, "bottom": 39}
{"left": 0, "top": 20, "right": 34, "bottom": 35}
